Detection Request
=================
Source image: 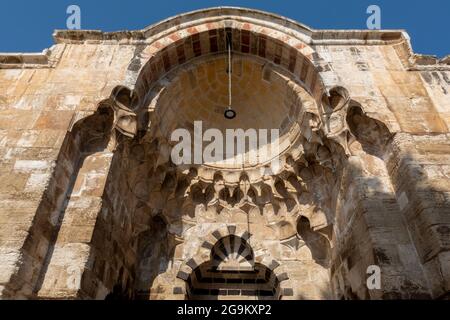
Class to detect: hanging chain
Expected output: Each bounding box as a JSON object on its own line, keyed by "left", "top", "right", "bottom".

{"left": 228, "top": 35, "right": 232, "bottom": 109}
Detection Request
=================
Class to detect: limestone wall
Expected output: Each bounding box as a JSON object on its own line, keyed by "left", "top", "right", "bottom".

{"left": 0, "top": 7, "right": 448, "bottom": 300}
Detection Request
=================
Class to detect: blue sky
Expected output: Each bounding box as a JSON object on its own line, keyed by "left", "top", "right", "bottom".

{"left": 1, "top": 0, "right": 449, "bottom": 57}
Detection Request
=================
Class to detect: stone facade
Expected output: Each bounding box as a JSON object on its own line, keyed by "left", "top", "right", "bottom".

{"left": 0, "top": 7, "right": 449, "bottom": 300}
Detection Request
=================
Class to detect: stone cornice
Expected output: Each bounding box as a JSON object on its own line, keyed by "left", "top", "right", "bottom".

{"left": 407, "top": 54, "right": 450, "bottom": 71}
{"left": 49, "top": 29, "right": 410, "bottom": 46}
{"left": 0, "top": 45, "right": 65, "bottom": 69}
{"left": 0, "top": 6, "right": 448, "bottom": 70}
{"left": 0, "top": 52, "right": 51, "bottom": 69}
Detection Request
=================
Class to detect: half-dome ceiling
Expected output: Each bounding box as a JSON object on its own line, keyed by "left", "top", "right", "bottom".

{"left": 147, "top": 54, "right": 316, "bottom": 169}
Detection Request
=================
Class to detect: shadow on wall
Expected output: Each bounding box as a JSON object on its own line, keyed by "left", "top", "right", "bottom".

{"left": 103, "top": 214, "right": 170, "bottom": 300}
{"left": 40, "top": 106, "right": 114, "bottom": 295}
{"left": 1, "top": 105, "right": 114, "bottom": 299}
{"left": 333, "top": 105, "right": 449, "bottom": 300}
{"left": 297, "top": 216, "right": 331, "bottom": 269}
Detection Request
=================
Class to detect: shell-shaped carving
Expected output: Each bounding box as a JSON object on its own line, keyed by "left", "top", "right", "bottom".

{"left": 211, "top": 235, "right": 254, "bottom": 271}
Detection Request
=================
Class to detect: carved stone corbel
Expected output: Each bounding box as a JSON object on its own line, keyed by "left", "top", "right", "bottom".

{"left": 109, "top": 85, "right": 138, "bottom": 149}
{"left": 321, "top": 86, "right": 355, "bottom": 155}
{"left": 301, "top": 112, "right": 323, "bottom": 145}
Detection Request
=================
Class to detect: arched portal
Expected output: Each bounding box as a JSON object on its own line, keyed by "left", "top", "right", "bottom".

{"left": 0, "top": 5, "right": 436, "bottom": 302}
{"left": 34, "top": 7, "right": 357, "bottom": 301}
{"left": 186, "top": 235, "right": 280, "bottom": 300}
